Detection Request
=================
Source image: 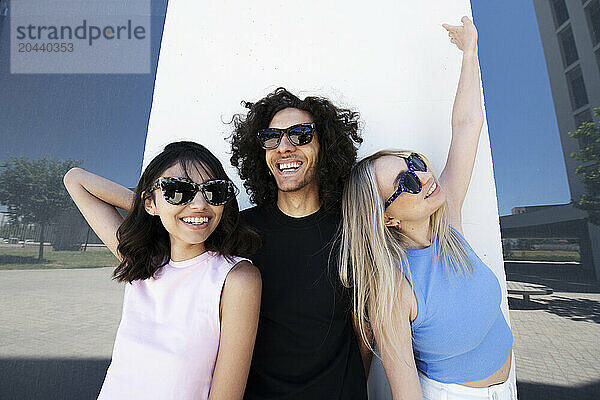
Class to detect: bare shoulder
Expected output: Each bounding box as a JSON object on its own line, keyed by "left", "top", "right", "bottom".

{"left": 400, "top": 274, "right": 418, "bottom": 322}
{"left": 224, "top": 260, "right": 262, "bottom": 294}
{"left": 400, "top": 276, "right": 415, "bottom": 313}
{"left": 368, "top": 274, "right": 414, "bottom": 322}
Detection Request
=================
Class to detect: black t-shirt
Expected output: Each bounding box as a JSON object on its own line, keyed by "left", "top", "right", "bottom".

{"left": 241, "top": 203, "right": 367, "bottom": 400}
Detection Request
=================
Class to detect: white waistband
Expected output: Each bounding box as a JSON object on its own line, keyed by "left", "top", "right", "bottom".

{"left": 418, "top": 372, "right": 516, "bottom": 400}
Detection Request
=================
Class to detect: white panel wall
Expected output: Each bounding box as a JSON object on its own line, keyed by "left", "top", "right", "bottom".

{"left": 144, "top": 1, "right": 514, "bottom": 397}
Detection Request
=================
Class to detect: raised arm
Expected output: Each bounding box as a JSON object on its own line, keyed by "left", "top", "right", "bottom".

{"left": 438, "top": 16, "right": 484, "bottom": 232}
{"left": 63, "top": 167, "right": 135, "bottom": 260}
{"left": 209, "top": 261, "right": 261, "bottom": 400}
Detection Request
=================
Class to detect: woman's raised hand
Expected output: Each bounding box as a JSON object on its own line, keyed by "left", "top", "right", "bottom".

{"left": 442, "top": 16, "right": 478, "bottom": 54}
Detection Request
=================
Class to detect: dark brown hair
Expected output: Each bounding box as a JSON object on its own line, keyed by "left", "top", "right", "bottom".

{"left": 113, "top": 141, "right": 260, "bottom": 282}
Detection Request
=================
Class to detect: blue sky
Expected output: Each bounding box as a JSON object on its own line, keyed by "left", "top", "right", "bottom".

{"left": 0, "top": 0, "right": 571, "bottom": 216}
{"left": 472, "top": 0, "right": 571, "bottom": 214}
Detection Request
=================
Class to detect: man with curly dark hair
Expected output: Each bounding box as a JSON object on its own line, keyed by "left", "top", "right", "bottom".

{"left": 229, "top": 87, "right": 368, "bottom": 399}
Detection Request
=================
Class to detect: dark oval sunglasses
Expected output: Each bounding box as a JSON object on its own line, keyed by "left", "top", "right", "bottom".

{"left": 256, "top": 122, "right": 316, "bottom": 150}
{"left": 384, "top": 153, "right": 428, "bottom": 209}
{"left": 148, "top": 177, "right": 237, "bottom": 206}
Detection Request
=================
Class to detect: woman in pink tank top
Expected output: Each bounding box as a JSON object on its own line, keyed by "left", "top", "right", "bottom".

{"left": 64, "top": 141, "right": 262, "bottom": 399}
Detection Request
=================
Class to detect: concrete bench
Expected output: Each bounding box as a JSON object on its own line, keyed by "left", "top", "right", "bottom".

{"left": 507, "top": 281, "right": 553, "bottom": 302}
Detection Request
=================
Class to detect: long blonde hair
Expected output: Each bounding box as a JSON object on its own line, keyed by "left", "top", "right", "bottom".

{"left": 338, "top": 149, "right": 472, "bottom": 361}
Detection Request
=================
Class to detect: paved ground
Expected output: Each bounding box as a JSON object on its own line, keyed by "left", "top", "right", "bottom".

{"left": 0, "top": 268, "right": 122, "bottom": 399}
{"left": 506, "top": 262, "right": 600, "bottom": 400}
{"left": 0, "top": 263, "right": 598, "bottom": 399}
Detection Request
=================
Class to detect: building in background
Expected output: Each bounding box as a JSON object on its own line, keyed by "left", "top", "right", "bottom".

{"left": 501, "top": 0, "right": 600, "bottom": 279}
{"left": 535, "top": 0, "right": 600, "bottom": 198}
{"left": 0, "top": 1, "right": 7, "bottom": 39}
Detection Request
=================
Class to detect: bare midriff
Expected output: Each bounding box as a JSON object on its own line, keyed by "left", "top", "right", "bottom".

{"left": 458, "top": 346, "right": 512, "bottom": 388}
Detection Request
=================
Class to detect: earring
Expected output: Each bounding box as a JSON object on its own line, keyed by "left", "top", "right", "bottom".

{"left": 396, "top": 221, "right": 401, "bottom": 230}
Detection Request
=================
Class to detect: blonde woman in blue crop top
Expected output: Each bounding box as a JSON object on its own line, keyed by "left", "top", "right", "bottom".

{"left": 338, "top": 17, "right": 515, "bottom": 400}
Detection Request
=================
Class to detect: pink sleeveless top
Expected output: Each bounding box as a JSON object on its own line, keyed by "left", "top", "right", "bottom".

{"left": 97, "top": 251, "right": 249, "bottom": 400}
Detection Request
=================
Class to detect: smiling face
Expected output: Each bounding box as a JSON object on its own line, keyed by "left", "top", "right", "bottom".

{"left": 374, "top": 155, "right": 446, "bottom": 226}
{"left": 144, "top": 162, "right": 225, "bottom": 259}
{"left": 265, "top": 108, "right": 320, "bottom": 193}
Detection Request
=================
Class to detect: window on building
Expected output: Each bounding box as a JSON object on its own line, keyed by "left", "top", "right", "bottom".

{"left": 551, "top": 0, "right": 570, "bottom": 28}
{"left": 558, "top": 26, "right": 579, "bottom": 67}
{"left": 566, "top": 66, "right": 589, "bottom": 110}
{"left": 596, "top": 48, "right": 600, "bottom": 75}
{"left": 574, "top": 108, "right": 593, "bottom": 148}
{"left": 585, "top": 0, "right": 600, "bottom": 45}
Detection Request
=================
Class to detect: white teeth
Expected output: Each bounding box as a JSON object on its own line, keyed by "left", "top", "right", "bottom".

{"left": 425, "top": 182, "right": 437, "bottom": 198}
{"left": 278, "top": 161, "right": 301, "bottom": 171}
{"left": 182, "top": 217, "right": 208, "bottom": 225}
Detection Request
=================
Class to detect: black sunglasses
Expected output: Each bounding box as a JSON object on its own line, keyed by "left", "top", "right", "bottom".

{"left": 148, "top": 177, "right": 237, "bottom": 206}
{"left": 384, "top": 154, "right": 428, "bottom": 209}
{"left": 256, "top": 122, "right": 316, "bottom": 150}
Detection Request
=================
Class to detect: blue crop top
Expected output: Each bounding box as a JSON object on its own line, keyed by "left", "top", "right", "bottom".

{"left": 405, "top": 230, "right": 513, "bottom": 383}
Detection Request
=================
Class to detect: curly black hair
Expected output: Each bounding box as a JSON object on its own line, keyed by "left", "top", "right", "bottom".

{"left": 229, "top": 87, "right": 363, "bottom": 208}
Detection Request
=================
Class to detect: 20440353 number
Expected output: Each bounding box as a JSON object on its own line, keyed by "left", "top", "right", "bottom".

{"left": 18, "top": 42, "right": 74, "bottom": 52}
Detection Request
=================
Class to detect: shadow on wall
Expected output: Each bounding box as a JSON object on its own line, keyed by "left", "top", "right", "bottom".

{"left": 0, "top": 358, "right": 109, "bottom": 400}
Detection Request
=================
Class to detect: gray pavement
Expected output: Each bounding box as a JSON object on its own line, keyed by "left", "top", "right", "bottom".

{"left": 0, "top": 268, "right": 123, "bottom": 399}
{"left": 0, "top": 264, "right": 598, "bottom": 399}
{"left": 506, "top": 262, "right": 600, "bottom": 400}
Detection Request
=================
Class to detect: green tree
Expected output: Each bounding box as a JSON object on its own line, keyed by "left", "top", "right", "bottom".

{"left": 0, "top": 156, "right": 82, "bottom": 261}
{"left": 569, "top": 107, "right": 600, "bottom": 226}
